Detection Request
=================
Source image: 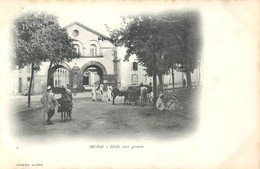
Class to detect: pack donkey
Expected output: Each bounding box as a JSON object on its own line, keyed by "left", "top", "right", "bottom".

{"left": 57, "top": 98, "right": 72, "bottom": 121}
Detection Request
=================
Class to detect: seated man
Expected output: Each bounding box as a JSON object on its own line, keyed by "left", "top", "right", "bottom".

{"left": 166, "top": 94, "right": 183, "bottom": 111}
{"left": 156, "top": 94, "right": 169, "bottom": 112}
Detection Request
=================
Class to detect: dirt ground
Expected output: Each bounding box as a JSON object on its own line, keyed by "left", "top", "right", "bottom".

{"left": 9, "top": 88, "right": 199, "bottom": 142}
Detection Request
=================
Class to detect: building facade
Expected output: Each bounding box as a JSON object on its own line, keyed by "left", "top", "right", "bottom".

{"left": 10, "top": 22, "right": 200, "bottom": 95}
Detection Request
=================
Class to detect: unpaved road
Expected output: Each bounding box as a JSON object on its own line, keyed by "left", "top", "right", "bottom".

{"left": 10, "top": 95, "right": 198, "bottom": 141}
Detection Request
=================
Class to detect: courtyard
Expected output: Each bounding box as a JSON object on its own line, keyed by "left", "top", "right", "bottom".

{"left": 9, "top": 88, "right": 199, "bottom": 141}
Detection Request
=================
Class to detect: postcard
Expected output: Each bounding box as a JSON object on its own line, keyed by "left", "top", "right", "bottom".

{"left": 0, "top": 0, "right": 259, "bottom": 169}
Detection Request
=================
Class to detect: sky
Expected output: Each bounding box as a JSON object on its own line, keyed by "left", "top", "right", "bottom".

{"left": 11, "top": 1, "right": 181, "bottom": 36}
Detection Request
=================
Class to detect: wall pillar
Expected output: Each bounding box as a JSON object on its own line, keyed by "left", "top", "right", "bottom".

{"left": 72, "top": 66, "right": 80, "bottom": 91}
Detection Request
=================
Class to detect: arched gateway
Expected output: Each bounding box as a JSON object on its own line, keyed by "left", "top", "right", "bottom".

{"left": 48, "top": 62, "right": 73, "bottom": 88}
{"left": 78, "top": 61, "right": 107, "bottom": 92}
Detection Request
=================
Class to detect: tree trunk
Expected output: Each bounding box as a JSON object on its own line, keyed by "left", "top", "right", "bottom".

{"left": 186, "top": 70, "right": 192, "bottom": 87}
{"left": 47, "top": 61, "right": 53, "bottom": 87}
{"left": 152, "top": 72, "right": 157, "bottom": 107}
{"left": 171, "top": 68, "right": 174, "bottom": 91}
{"left": 152, "top": 55, "right": 157, "bottom": 107}
{"left": 28, "top": 63, "right": 34, "bottom": 108}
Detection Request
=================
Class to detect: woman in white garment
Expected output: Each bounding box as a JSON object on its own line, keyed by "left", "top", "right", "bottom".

{"left": 156, "top": 94, "right": 169, "bottom": 112}
{"left": 92, "top": 85, "right": 96, "bottom": 101}
{"left": 107, "top": 83, "right": 113, "bottom": 101}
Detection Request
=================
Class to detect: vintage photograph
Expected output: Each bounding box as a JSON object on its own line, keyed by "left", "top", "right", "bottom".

{"left": 1, "top": 1, "right": 259, "bottom": 169}
{"left": 9, "top": 6, "right": 201, "bottom": 140}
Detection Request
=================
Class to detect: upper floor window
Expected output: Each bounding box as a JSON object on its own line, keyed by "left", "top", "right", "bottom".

{"left": 73, "top": 44, "right": 80, "bottom": 55}
{"left": 133, "top": 62, "right": 138, "bottom": 71}
{"left": 90, "top": 44, "right": 97, "bottom": 56}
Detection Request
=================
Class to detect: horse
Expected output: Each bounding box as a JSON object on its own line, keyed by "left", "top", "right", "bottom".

{"left": 111, "top": 87, "right": 130, "bottom": 105}
{"left": 127, "top": 85, "right": 152, "bottom": 106}
{"left": 57, "top": 98, "right": 73, "bottom": 121}
{"left": 111, "top": 85, "right": 152, "bottom": 105}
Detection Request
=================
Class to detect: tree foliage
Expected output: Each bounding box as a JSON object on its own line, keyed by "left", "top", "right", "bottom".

{"left": 13, "top": 12, "right": 78, "bottom": 70}
{"left": 107, "top": 10, "right": 201, "bottom": 89}
{"left": 12, "top": 12, "right": 79, "bottom": 107}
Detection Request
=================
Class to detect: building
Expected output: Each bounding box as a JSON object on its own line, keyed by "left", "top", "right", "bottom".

{"left": 10, "top": 22, "right": 200, "bottom": 95}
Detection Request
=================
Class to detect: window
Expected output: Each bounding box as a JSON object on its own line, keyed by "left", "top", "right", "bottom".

{"left": 90, "top": 44, "right": 97, "bottom": 56}
{"left": 72, "top": 29, "right": 79, "bottom": 37}
{"left": 132, "top": 74, "right": 138, "bottom": 85}
{"left": 133, "top": 62, "right": 138, "bottom": 71}
{"left": 73, "top": 44, "right": 80, "bottom": 55}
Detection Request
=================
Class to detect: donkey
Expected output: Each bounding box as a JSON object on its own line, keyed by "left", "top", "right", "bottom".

{"left": 111, "top": 88, "right": 130, "bottom": 105}
{"left": 57, "top": 98, "right": 72, "bottom": 121}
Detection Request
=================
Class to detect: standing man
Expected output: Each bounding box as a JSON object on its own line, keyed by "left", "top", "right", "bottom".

{"left": 182, "top": 79, "right": 186, "bottom": 87}
{"left": 40, "top": 86, "right": 57, "bottom": 125}
{"left": 139, "top": 82, "right": 147, "bottom": 107}
{"left": 107, "top": 83, "right": 113, "bottom": 101}
{"left": 73, "top": 83, "right": 77, "bottom": 95}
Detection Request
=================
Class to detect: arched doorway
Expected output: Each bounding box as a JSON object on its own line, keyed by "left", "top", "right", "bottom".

{"left": 79, "top": 61, "right": 107, "bottom": 92}
{"left": 48, "top": 63, "right": 72, "bottom": 90}
{"left": 83, "top": 66, "right": 103, "bottom": 86}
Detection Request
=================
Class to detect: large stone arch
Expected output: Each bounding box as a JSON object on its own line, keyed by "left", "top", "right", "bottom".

{"left": 47, "top": 62, "right": 73, "bottom": 88}
{"left": 78, "top": 61, "right": 107, "bottom": 92}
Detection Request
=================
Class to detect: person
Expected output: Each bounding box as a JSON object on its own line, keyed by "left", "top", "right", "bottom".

{"left": 73, "top": 83, "right": 77, "bottom": 95}
{"left": 167, "top": 94, "right": 183, "bottom": 111}
{"left": 100, "top": 83, "right": 104, "bottom": 100}
{"left": 166, "top": 95, "right": 178, "bottom": 111}
{"left": 139, "top": 82, "right": 147, "bottom": 106}
{"left": 40, "top": 86, "right": 57, "bottom": 125}
{"left": 182, "top": 79, "right": 186, "bottom": 87}
{"left": 147, "top": 82, "right": 153, "bottom": 103}
{"left": 92, "top": 85, "right": 96, "bottom": 101}
{"left": 96, "top": 84, "right": 102, "bottom": 101}
{"left": 62, "top": 85, "right": 72, "bottom": 101}
{"left": 156, "top": 94, "right": 169, "bottom": 112}
{"left": 67, "top": 84, "right": 71, "bottom": 91}
{"left": 61, "top": 85, "right": 73, "bottom": 112}
{"left": 107, "top": 83, "right": 113, "bottom": 101}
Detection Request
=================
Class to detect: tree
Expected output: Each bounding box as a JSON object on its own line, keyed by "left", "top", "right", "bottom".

{"left": 162, "top": 11, "right": 201, "bottom": 87}
{"left": 150, "top": 11, "right": 201, "bottom": 88}
{"left": 106, "top": 14, "right": 175, "bottom": 105}
{"left": 13, "top": 12, "right": 79, "bottom": 107}
{"left": 107, "top": 11, "right": 201, "bottom": 105}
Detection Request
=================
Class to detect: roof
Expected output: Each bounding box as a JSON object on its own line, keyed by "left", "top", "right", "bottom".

{"left": 63, "top": 21, "right": 109, "bottom": 40}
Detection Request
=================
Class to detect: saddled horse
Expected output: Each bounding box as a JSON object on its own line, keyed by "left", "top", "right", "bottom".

{"left": 57, "top": 98, "right": 73, "bottom": 121}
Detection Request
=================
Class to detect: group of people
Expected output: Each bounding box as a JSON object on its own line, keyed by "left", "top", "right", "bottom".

{"left": 40, "top": 81, "right": 181, "bottom": 125}
{"left": 40, "top": 84, "right": 73, "bottom": 125}
{"left": 156, "top": 93, "right": 182, "bottom": 112}
{"left": 92, "top": 83, "right": 113, "bottom": 102}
